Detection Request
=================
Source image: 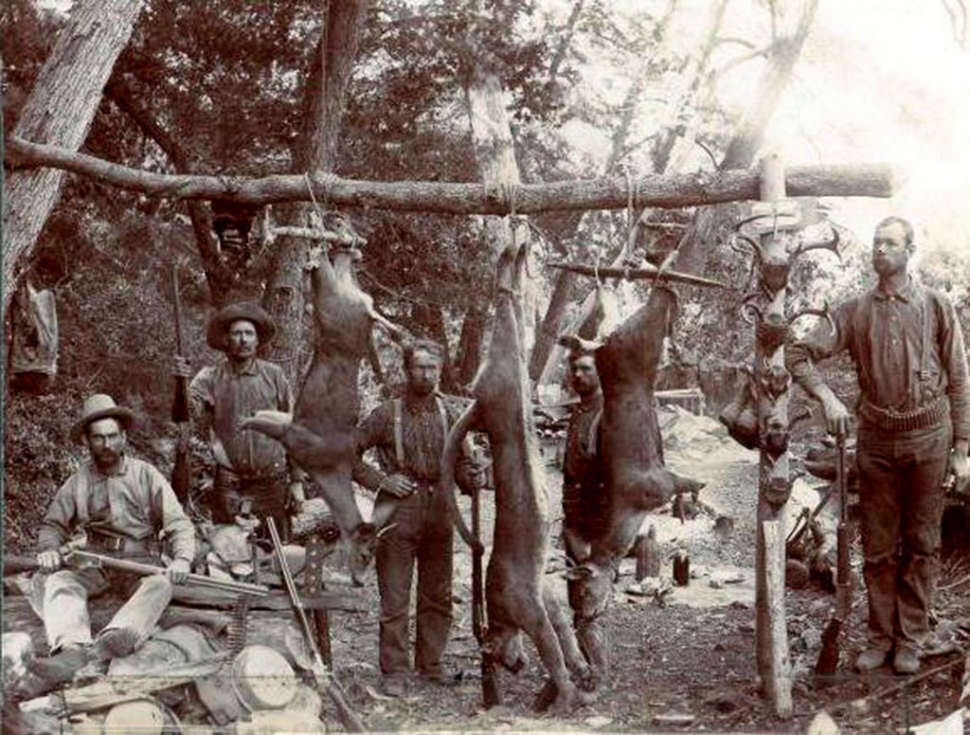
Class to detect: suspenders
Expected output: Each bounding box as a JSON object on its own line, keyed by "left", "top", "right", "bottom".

{"left": 392, "top": 396, "right": 450, "bottom": 469}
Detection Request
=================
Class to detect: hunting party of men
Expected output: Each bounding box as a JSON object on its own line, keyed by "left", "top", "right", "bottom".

{"left": 4, "top": 1, "right": 970, "bottom": 732}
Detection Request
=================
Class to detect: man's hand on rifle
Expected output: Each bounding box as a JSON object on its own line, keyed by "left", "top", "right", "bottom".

{"left": 37, "top": 550, "right": 62, "bottom": 572}
{"left": 172, "top": 355, "right": 192, "bottom": 380}
{"left": 167, "top": 558, "right": 191, "bottom": 585}
{"left": 379, "top": 473, "right": 416, "bottom": 499}
{"left": 821, "top": 395, "right": 850, "bottom": 437}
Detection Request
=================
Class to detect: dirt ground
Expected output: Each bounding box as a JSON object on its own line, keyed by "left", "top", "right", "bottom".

{"left": 318, "top": 410, "right": 970, "bottom": 733}
{"left": 5, "top": 408, "right": 969, "bottom": 733}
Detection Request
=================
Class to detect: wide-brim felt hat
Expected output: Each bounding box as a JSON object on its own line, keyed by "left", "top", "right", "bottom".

{"left": 206, "top": 302, "right": 277, "bottom": 350}
{"left": 73, "top": 393, "right": 136, "bottom": 440}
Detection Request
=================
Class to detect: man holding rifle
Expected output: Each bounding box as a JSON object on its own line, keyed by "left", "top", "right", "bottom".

{"left": 788, "top": 216, "right": 970, "bottom": 675}
{"left": 173, "top": 301, "right": 307, "bottom": 539}
{"left": 29, "top": 394, "right": 196, "bottom": 685}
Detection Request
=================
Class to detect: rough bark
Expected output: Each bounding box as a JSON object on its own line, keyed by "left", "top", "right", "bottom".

{"left": 2, "top": 0, "right": 144, "bottom": 317}
{"left": 8, "top": 137, "right": 894, "bottom": 216}
{"left": 455, "top": 304, "right": 486, "bottom": 389}
{"left": 262, "top": 0, "right": 369, "bottom": 384}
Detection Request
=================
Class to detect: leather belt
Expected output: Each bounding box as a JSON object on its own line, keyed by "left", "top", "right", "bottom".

{"left": 85, "top": 530, "right": 159, "bottom": 555}
{"left": 859, "top": 395, "right": 949, "bottom": 433}
{"left": 215, "top": 466, "right": 289, "bottom": 485}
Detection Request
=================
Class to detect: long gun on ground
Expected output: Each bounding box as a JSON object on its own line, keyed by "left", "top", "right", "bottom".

{"left": 171, "top": 263, "right": 191, "bottom": 503}
{"left": 3, "top": 550, "right": 269, "bottom": 597}
{"left": 470, "top": 484, "right": 500, "bottom": 708}
{"left": 814, "top": 430, "right": 852, "bottom": 679}
{"left": 266, "top": 517, "right": 364, "bottom": 733}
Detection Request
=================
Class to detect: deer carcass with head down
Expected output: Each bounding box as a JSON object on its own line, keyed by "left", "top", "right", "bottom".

{"left": 558, "top": 284, "right": 705, "bottom": 674}
{"left": 441, "top": 242, "right": 592, "bottom": 713}
{"left": 242, "top": 244, "right": 405, "bottom": 578}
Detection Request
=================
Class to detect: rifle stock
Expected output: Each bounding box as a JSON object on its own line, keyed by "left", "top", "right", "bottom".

{"left": 471, "top": 485, "right": 500, "bottom": 708}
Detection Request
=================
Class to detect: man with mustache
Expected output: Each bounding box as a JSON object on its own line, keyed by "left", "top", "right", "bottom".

{"left": 28, "top": 394, "right": 196, "bottom": 687}
{"left": 788, "top": 216, "right": 970, "bottom": 675}
{"left": 173, "top": 301, "right": 306, "bottom": 539}
{"left": 560, "top": 346, "right": 610, "bottom": 685}
{"left": 353, "top": 340, "right": 486, "bottom": 697}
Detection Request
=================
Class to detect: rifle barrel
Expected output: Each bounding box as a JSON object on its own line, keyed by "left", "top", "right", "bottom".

{"left": 69, "top": 550, "right": 268, "bottom": 596}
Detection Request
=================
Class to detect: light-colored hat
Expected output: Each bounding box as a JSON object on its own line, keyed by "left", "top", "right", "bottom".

{"left": 206, "top": 301, "right": 277, "bottom": 350}
{"left": 73, "top": 394, "right": 135, "bottom": 439}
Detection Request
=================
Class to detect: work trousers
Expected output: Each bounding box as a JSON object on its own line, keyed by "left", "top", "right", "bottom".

{"left": 375, "top": 485, "right": 454, "bottom": 677}
{"left": 856, "top": 420, "right": 950, "bottom": 653}
{"left": 213, "top": 467, "right": 290, "bottom": 541}
{"left": 41, "top": 565, "right": 173, "bottom": 653}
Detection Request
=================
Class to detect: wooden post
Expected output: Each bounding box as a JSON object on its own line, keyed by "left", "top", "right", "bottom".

{"left": 763, "top": 520, "right": 793, "bottom": 716}
{"left": 751, "top": 153, "right": 796, "bottom": 718}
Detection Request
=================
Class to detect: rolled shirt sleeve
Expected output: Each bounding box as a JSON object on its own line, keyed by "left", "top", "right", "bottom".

{"left": 939, "top": 296, "right": 970, "bottom": 441}
{"left": 37, "top": 478, "right": 79, "bottom": 553}
{"left": 786, "top": 299, "right": 856, "bottom": 394}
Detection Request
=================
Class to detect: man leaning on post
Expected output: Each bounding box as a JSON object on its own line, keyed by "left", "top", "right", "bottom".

{"left": 787, "top": 216, "right": 970, "bottom": 676}
{"left": 26, "top": 394, "right": 196, "bottom": 691}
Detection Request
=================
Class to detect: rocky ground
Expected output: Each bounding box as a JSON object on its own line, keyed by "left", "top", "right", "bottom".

{"left": 5, "top": 407, "right": 969, "bottom": 732}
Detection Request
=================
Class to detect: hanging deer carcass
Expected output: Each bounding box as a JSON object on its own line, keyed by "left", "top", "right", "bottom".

{"left": 242, "top": 245, "right": 405, "bottom": 578}
{"left": 558, "top": 285, "right": 705, "bottom": 676}
{"left": 441, "top": 242, "right": 592, "bottom": 713}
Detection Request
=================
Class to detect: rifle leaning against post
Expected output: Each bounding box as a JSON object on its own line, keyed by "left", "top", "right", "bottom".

{"left": 470, "top": 484, "right": 501, "bottom": 708}
{"left": 266, "top": 517, "right": 364, "bottom": 733}
{"left": 171, "top": 263, "right": 191, "bottom": 503}
{"left": 815, "top": 430, "right": 852, "bottom": 679}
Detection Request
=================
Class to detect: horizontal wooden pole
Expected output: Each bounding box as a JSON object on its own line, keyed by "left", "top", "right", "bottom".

{"left": 7, "top": 136, "right": 897, "bottom": 215}
{"left": 547, "top": 261, "right": 726, "bottom": 288}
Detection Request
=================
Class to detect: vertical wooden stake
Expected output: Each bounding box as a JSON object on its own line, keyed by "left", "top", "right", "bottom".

{"left": 763, "top": 520, "right": 793, "bottom": 717}
{"left": 752, "top": 152, "right": 794, "bottom": 718}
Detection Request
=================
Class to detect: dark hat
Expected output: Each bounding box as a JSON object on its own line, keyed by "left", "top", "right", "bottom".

{"left": 206, "top": 302, "right": 277, "bottom": 350}
{"left": 73, "top": 394, "right": 136, "bottom": 440}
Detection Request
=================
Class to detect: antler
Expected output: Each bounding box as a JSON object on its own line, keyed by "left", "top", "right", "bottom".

{"left": 791, "top": 226, "right": 841, "bottom": 261}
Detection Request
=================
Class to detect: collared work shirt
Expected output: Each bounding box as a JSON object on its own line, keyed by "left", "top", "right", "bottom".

{"left": 787, "top": 278, "right": 970, "bottom": 441}
{"left": 189, "top": 357, "right": 294, "bottom": 477}
{"left": 353, "top": 394, "right": 478, "bottom": 492}
{"left": 37, "top": 456, "right": 196, "bottom": 562}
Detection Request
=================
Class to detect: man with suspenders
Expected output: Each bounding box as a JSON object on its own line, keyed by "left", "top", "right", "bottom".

{"left": 354, "top": 339, "right": 485, "bottom": 697}
{"left": 788, "top": 216, "right": 970, "bottom": 675}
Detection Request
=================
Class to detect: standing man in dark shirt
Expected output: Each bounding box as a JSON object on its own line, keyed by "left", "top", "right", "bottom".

{"left": 354, "top": 340, "right": 484, "bottom": 697}
{"left": 173, "top": 302, "right": 306, "bottom": 538}
{"left": 560, "top": 347, "right": 610, "bottom": 684}
{"left": 787, "top": 216, "right": 970, "bottom": 675}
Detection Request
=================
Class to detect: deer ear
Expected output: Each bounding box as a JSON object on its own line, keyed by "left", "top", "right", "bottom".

{"left": 558, "top": 334, "right": 603, "bottom": 353}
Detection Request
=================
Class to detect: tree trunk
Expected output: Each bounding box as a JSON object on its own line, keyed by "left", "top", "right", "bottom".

{"left": 531, "top": 0, "right": 724, "bottom": 385}
{"left": 104, "top": 77, "right": 236, "bottom": 306}
{"left": 262, "top": 0, "right": 369, "bottom": 385}
{"left": 465, "top": 54, "right": 536, "bottom": 355}
{"left": 455, "top": 304, "right": 486, "bottom": 389}
{"left": 2, "top": 0, "right": 144, "bottom": 317}
{"left": 671, "top": 0, "right": 821, "bottom": 275}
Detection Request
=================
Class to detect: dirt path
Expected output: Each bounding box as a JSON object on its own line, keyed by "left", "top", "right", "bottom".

{"left": 5, "top": 408, "right": 967, "bottom": 732}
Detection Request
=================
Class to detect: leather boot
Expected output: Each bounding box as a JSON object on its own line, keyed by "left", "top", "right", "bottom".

{"left": 28, "top": 646, "right": 92, "bottom": 686}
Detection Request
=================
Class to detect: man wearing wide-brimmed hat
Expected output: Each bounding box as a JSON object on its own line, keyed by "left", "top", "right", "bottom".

{"left": 28, "top": 394, "right": 196, "bottom": 688}
{"left": 173, "top": 301, "right": 306, "bottom": 538}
